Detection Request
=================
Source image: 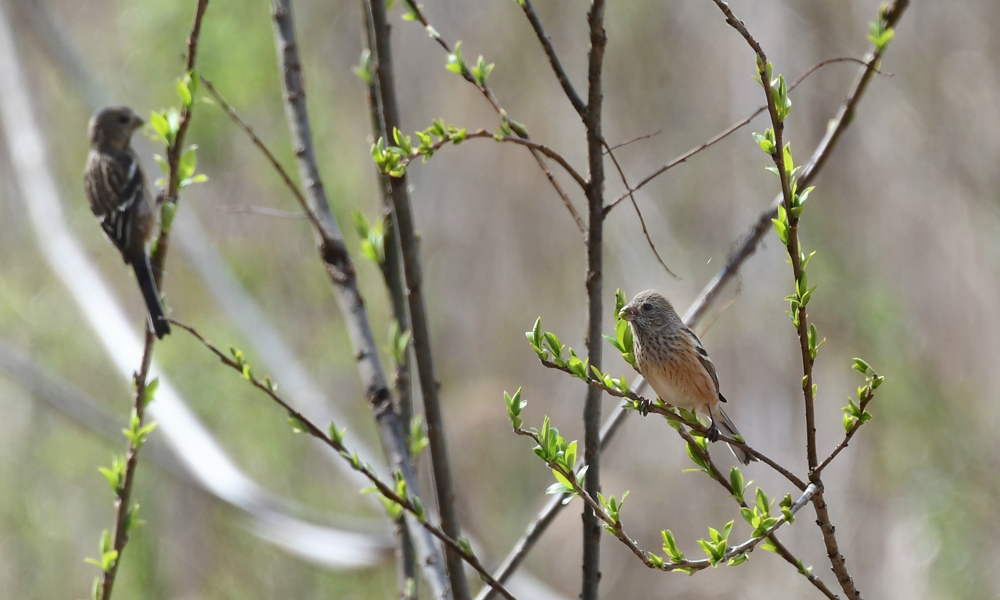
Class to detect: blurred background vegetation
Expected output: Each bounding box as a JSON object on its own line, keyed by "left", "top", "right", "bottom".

{"left": 0, "top": 0, "right": 997, "bottom": 598}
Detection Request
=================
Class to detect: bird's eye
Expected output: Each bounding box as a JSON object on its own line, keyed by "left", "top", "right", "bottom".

{"left": 118, "top": 115, "right": 130, "bottom": 124}
{"left": 641, "top": 302, "right": 653, "bottom": 312}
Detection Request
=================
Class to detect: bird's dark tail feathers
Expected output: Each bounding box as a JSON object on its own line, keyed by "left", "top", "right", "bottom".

{"left": 129, "top": 251, "right": 170, "bottom": 339}
{"left": 715, "top": 407, "right": 756, "bottom": 466}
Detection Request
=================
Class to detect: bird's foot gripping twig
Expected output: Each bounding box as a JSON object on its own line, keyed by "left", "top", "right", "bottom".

{"left": 706, "top": 422, "right": 720, "bottom": 443}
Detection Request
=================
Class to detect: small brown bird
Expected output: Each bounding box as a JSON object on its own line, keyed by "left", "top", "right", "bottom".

{"left": 620, "top": 290, "right": 754, "bottom": 464}
{"left": 84, "top": 106, "right": 170, "bottom": 339}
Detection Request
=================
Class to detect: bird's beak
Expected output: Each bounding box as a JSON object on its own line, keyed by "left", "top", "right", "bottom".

{"left": 619, "top": 306, "right": 637, "bottom": 322}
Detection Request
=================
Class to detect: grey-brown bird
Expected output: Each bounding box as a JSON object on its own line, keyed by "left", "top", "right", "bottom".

{"left": 620, "top": 290, "right": 754, "bottom": 464}
{"left": 84, "top": 106, "right": 170, "bottom": 339}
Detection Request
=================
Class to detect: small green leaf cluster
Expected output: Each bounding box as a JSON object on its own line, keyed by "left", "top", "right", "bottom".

{"left": 524, "top": 318, "right": 588, "bottom": 379}
{"left": 371, "top": 122, "right": 466, "bottom": 177}
{"left": 364, "top": 476, "right": 410, "bottom": 520}
{"left": 729, "top": 466, "right": 752, "bottom": 504}
{"left": 176, "top": 70, "right": 198, "bottom": 110}
{"left": 683, "top": 431, "right": 711, "bottom": 474}
{"left": 389, "top": 321, "right": 412, "bottom": 367}
{"left": 504, "top": 388, "right": 526, "bottom": 430}
{"left": 783, "top": 259, "right": 815, "bottom": 327}
{"left": 597, "top": 491, "right": 630, "bottom": 534}
{"left": 869, "top": 13, "right": 895, "bottom": 51}
{"left": 230, "top": 347, "right": 279, "bottom": 397}
{"left": 399, "top": 0, "right": 418, "bottom": 21}
{"left": 85, "top": 530, "right": 119, "bottom": 584}
{"left": 353, "top": 49, "right": 374, "bottom": 85}
{"left": 526, "top": 317, "right": 632, "bottom": 395}
{"left": 604, "top": 289, "right": 636, "bottom": 368}
{"left": 150, "top": 109, "right": 182, "bottom": 149}
{"left": 122, "top": 408, "right": 158, "bottom": 449}
{"left": 739, "top": 488, "right": 784, "bottom": 544}
{"left": 409, "top": 415, "right": 429, "bottom": 460}
{"left": 352, "top": 210, "right": 385, "bottom": 265}
{"left": 531, "top": 416, "right": 584, "bottom": 496}
{"left": 149, "top": 72, "right": 207, "bottom": 191}
{"left": 697, "top": 521, "right": 734, "bottom": 567}
{"left": 496, "top": 116, "right": 529, "bottom": 139}
{"left": 328, "top": 421, "right": 347, "bottom": 447}
{"left": 445, "top": 42, "right": 494, "bottom": 86}
{"left": 660, "top": 529, "right": 686, "bottom": 568}
{"left": 754, "top": 59, "right": 791, "bottom": 123}
{"left": 231, "top": 347, "right": 253, "bottom": 381}
{"left": 843, "top": 358, "right": 882, "bottom": 431}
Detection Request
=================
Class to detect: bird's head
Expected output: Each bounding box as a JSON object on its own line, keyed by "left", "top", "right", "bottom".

{"left": 619, "top": 290, "right": 679, "bottom": 332}
{"left": 88, "top": 105, "right": 144, "bottom": 151}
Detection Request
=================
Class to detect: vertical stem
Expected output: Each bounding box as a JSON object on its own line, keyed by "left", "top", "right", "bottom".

{"left": 360, "top": 1, "right": 469, "bottom": 597}
{"left": 361, "top": 1, "right": 417, "bottom": 596}
{"left": 271, "top": 1, "right": 451, "bottom": 596}
{"left": 581, "top": 1, "right": 607, "bottom": 598}
{"left": 100, "top": 3, "right": 209, "bottom": 597}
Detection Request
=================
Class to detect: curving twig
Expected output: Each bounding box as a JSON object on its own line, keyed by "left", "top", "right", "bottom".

{"left": 170, "top": 318, "right": 517, "bottom": 600}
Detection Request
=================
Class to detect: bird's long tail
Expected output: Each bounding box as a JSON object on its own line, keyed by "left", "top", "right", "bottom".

{"left": 130, "top": 251, "right": 170, "bottom": 339}
{"left": 714, "top": 407, "right": 755, "bottom": 465}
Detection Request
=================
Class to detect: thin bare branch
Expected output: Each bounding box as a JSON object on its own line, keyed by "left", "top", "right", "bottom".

{"left": 215, "top": 205, "right": 307, "bottom": 219}
{"left": 606, "top": 55, "right": 888, "bottom": 214}
{"left": 603, "top": 140, "right": 678, "bottom": 278}
{"left": 199, "top": 75, "right": 327, "bottom": 234}
{"left": 516, "top": 0, "right": 587, "bottom": 118}
{"left": 604, "top": 130, "right": 662, "bottom": 153}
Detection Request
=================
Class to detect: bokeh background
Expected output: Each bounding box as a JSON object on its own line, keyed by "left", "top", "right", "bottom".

{"left": 1, "top": 0, "right": 997, "bottom": 598}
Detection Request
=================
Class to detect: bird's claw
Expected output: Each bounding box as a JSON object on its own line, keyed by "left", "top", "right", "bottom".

{"left": 707, "top": 423, "right": 720, "bottom": 443}
{"left": 637, "top": 398, "right": 650, "bottom": 416}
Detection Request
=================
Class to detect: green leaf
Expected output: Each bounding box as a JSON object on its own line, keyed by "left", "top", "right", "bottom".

{"left": 446, "top": 41, "right": 466, "bottom": 75}
{"left": 729, "top": 467, "right": 746, "bottom": 503}
{"left": 329, "top": 422, "right": 346, "bottom": 446}
{"left": 177, "top": 79, "right": 192, "bottom": 108}
{"left": 141, "top": 377, "right": 159, "bottom": 409}
{"left": 852, "top": 357, "right": 872, "bottom": 374}
{"left": 353, "top": 49, "right": 374, "bottom": 84}
{"left": 662, "top": 529, "right": 684, "bottom": 561}
{"left": 149, "top": 111, "right": 171, "bottom": 143}
{"left": 287, "top": 414, "right": 309, "bottom": 433}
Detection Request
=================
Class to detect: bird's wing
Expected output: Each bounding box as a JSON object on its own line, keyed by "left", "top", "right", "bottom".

{"left": 682, "top": 326, "right": 722, "bottom": 398}
{"left": 86, "top": 150, "right": 145, "bottom": 257}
